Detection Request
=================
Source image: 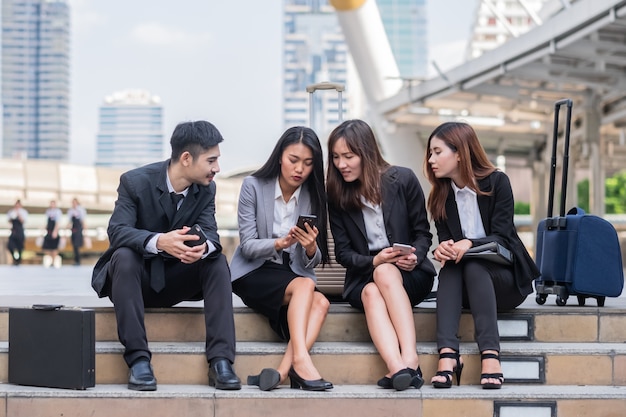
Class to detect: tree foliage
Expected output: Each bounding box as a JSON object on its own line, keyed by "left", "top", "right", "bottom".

{"left": 577, "top": 170, "right": 626, "bottom": 214}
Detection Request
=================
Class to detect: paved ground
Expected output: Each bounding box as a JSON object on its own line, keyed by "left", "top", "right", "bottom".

{"left": 0, "top": 264, "right": 625, "bottom": 309}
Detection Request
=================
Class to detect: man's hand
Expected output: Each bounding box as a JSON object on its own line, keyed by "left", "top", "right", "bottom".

{"left": 157, "top": 227, "right": 206, "bottom": 263}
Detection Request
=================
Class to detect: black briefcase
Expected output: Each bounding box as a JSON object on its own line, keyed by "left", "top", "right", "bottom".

{"left": 8, "top": 305, "right": 95, "bottom": 389}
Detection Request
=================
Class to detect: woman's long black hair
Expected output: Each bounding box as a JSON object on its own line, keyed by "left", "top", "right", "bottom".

{"left": 253, "top": 126, "right": 329, "bottom": 264}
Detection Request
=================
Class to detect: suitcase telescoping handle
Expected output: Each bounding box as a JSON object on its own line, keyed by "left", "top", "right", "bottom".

{"left": 547, "top": 98, "right": 573, "bottom": 219}
{"left": 306, "top": 82, "right": 345, "bottom": 128}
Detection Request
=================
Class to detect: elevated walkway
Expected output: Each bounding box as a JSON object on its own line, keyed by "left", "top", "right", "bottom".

{"left": 0, "top": 266, "right": 625, "bottom": 416}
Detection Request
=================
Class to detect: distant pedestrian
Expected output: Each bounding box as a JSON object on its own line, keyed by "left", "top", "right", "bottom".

{"left": 67, "top": 198, "right": 87, "bottom": 265}
{"left": 7, "top": 200, "right": 28, "bottom": 265}
{"left": 42, "top": 200, "right": 63, "bottom": 268}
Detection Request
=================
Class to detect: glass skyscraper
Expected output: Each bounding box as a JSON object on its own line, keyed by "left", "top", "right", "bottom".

{"left": 95, "top": 90, "right": 164, "bottom": 168}
{"left": 1, "top": 0, "right": 70, "bottom": 160}
{"left": 377, "top": 0, "right": 428, "bottom": 79}
{"left": 96, "top": 90, "right": 163, "bottom": 168}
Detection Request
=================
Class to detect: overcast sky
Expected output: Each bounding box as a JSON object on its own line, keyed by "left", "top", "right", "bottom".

{"left": 68, "top": 0, "right": 477, "bottom": 172}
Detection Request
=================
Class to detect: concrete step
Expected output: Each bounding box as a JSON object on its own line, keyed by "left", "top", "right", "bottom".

{"left": 0, "top": 383, "right": 624, "bottom": 417}
{"left": 3, "top": 303, "right": 626, "bottom": 344}
{"left": 2, "top": 341, "right": 624, "bottom": 387}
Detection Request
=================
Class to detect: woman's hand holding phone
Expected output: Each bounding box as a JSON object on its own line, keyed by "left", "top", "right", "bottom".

{"left": 291, "top": 215, "right": 318, "bottom": 257}
{"left": 391, "top": 243, "right": 418, "bottom": 271}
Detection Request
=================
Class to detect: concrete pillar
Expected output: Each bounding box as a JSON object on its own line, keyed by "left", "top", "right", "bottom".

{"left": 583, "top": 95, "right": 605, "bottom": 216}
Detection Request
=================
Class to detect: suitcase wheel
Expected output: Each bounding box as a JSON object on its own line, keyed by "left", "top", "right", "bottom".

{"left": 556, "top": 295, "right": 568, "bottom": 306}
{"left": 576, "top": 295, "right": 606, "bottom": 307}
{"left": 536, "top": 294, "right": 547, "bottom": 305}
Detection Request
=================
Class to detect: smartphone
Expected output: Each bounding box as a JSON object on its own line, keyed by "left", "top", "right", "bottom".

{"left": 392, "top": 243, "right": 413, "bottom": 255}
{"left": 184, "top": 224, "right": 208, "bottom": 247}
{"left": 296, "top": 214, "right": 317, "bottom": 230}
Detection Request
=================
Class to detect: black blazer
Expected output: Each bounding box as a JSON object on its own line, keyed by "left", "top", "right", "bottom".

{"left": 329, "top": 166, "right": 436, "bottom": 299}
{"left": 91, "top": 160, "right": 223, "bottom": 297}
{"left": 435, "top": 170, "right": 539, "bottom": 297}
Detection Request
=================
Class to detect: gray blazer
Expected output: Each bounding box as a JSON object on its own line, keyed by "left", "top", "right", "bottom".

{"left": 230, "top": 176, "right": 322, "bottom": 282}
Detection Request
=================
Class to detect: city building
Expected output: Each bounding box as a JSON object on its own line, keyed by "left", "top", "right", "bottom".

{"left": 1, "top": 0, "right": 71, "bottom": 160}
{"left": 95, "top": 90, "right": 164, "bottom": 168}
{"left": 467, "top": 0, "right": 550, "bottom": 60}
{"left": 377, "top": 0, "right": 428, "bottom": 79}
{"left": 282, "top": 0, "right": 349, "bottom": 135}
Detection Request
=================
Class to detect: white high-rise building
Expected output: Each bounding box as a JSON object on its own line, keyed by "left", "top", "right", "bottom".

{"left": 1, "top": 0, "right": 71, "bottom": 160}
{"left": 95, "top": 90, "right": 164, "bottom": 168}
{"left": 283, "top": 0, "right": 348, "bottom": 134}
{"left": 467, "top": 0, "right": 549, "bottom": 60}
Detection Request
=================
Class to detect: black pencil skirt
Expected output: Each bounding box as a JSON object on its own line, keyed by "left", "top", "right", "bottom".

{"left": 232, "top": 255, "right": 309, "bottom": 341}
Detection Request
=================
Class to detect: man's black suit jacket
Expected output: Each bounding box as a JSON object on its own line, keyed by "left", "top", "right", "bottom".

{"left": 92, "top": 160, "right": 223, "bottom": 297}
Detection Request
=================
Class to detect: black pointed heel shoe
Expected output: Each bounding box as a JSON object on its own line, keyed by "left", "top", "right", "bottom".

{"left": 288, "top": 367, "right": 332, "bottom": 391}
{"left": 480, "top": 352, "right": 504, "bottom": 389}
{"left": 247, "top": 368, "right": 281, "bottom": 391}
{"left": 432, "top": 351, "right": 463, "bottom": 389}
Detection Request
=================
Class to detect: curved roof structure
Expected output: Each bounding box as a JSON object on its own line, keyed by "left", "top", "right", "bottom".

{"left": 376, "top": 0, "right": 626, "bottom": 172}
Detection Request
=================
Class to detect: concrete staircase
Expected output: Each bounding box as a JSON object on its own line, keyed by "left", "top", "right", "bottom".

{"left": 1, "top": 300, "right": 626, "bottom": 417}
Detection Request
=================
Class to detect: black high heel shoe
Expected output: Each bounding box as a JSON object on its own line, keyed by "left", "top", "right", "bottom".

{"left": 288, "top": 367, "right": 333, "bottom": 391}
{"left": 480, "top": 352, "right": 504, "bottom": 389}
{"left": 432, "top": 351, "right": 463, "bottom": 389}
{"left": 247, "top": 368, "right": 281, "bottom": 391}
{"left": 377, "top": 366, "right": 424, "bottom": 390}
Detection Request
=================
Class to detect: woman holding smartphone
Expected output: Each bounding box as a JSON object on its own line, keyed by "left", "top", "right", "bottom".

{"left": 326, "top": 119, "right": 436, "bottom": 391}
{"left": 230, "top": 126, "right": 332, "bottom": 391}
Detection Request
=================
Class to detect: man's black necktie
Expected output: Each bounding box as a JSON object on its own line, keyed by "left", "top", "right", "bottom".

{"left": 151, "top": 192, "right": 184, "bottom": 293}
{"left": 170, "top": 192, "right": 184, "bottom": 211}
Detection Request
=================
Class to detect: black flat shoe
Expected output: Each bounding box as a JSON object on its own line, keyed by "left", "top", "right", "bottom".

{"left": 391, "top": 368, "right": 413, "bottom": 391}
{"left": 288, "top": 367, "right": 332, "bottom": 391}
{"left": 376, "top": 375, "right": 393, "bottom": 389}
{"left": 481, "top": 352, "right": 504, "bottom": 389}
{"left": 377, "top": 366, "right": 423, "bottom": 389}
{"left": 208, "top": 358, "right": 241, "bottom": 390}
{"left": 128, "top": 358, "right": 157, "bottom": 391}
{"left": 432, "top": 350, "right": 464, "bottom": 389}
{"left": 410, "top": 366, "right": 424, "bottom": 389}
{"left": 247, "top": 368, "right": 281, "bottom": 391}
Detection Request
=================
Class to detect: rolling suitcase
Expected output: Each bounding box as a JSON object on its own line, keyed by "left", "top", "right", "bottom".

{"left": 534, "top": 99, "right": 624, "bottom": 306}
{"left": 9, "top": 304, "right": 96, "bottom": 389}
{"left": 306, "top": 82, "right": 346, "bottom": 300}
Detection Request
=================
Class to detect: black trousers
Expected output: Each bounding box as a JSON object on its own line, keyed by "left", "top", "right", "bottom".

{"left": 436, "top": 259, "right": 526, "bottom": 353}
{"left": 108, "top": 247, "right": 236, "bottom": 366}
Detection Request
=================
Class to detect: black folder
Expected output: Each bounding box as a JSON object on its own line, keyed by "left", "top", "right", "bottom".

{"left": 464, "top": 242, "right": 513, "bottom": 265}
{"left": 9, "top": 305, "right": 95, "bottom": 389}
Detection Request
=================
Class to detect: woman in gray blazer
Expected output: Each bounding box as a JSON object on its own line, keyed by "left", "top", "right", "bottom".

{"left": 327, "top": 119, "right": 436, "bottom": 391}
{"left": 230, "top": 126, "right": 332, "bottom": 391}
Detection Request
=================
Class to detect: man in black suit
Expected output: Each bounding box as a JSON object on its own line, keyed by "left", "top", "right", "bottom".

{"left": 92, "top": 120, "right": 241, "bottom": 391}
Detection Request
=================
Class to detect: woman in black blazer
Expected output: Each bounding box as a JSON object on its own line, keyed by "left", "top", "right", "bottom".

{"left": 425, "top": 122, "right": 540, "bottom": 389}
{"left": 327, "top": 119, "right": 436, "bottom": 391}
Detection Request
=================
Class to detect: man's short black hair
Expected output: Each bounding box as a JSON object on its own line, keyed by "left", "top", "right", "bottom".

{"left": 170, "top": 121, "right": 224, "bottom": 161}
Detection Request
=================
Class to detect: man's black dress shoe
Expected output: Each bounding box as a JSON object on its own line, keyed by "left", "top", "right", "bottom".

{"left": 208, "top": 358, "right": 241, "bottom": 390}
{"left": 128, "top": 358, "right": 157, "bottom": 391}
{"left": 247, "top": 368, "right": 281, "bottom": 391}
